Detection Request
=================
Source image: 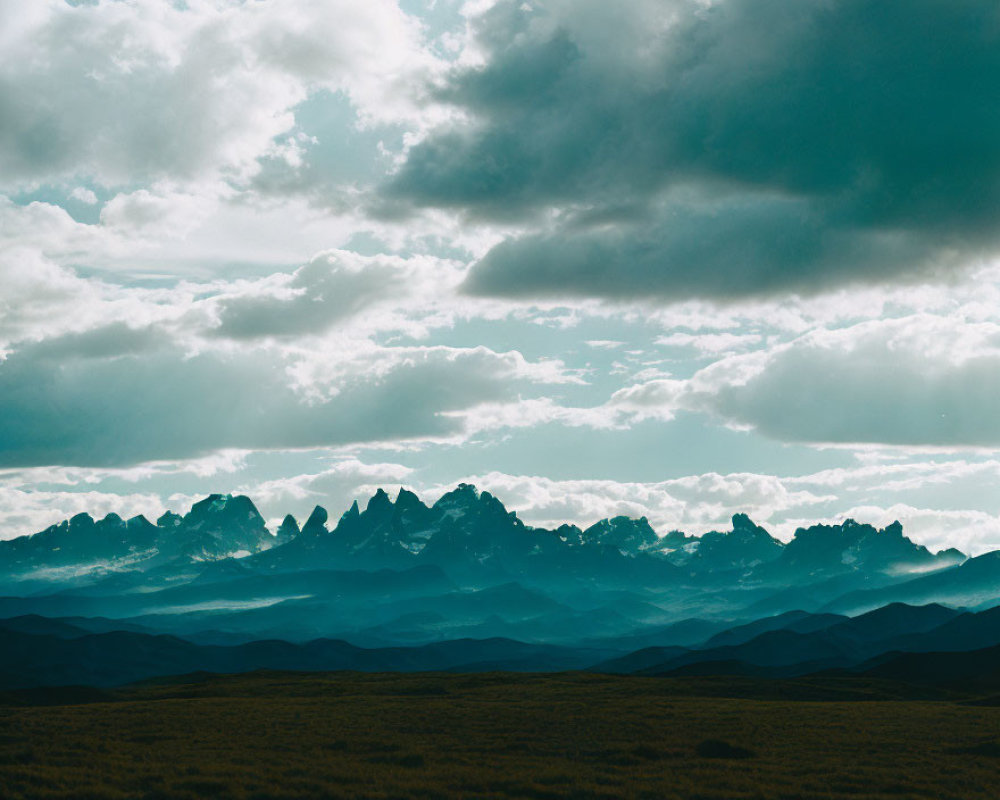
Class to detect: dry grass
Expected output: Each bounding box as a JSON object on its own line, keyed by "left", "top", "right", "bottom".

{"left": 0, "top": 671, "right": 998, "bottom": 799}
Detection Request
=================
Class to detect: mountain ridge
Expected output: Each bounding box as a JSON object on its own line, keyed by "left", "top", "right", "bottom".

{"left": 1, "top": 484, "right": 992, "bottom": 660}
{"left": 1, "top": 484, "right": 966, "bottom": 583}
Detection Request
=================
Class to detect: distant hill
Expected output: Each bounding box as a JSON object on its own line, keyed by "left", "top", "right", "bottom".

{"left": 702, "top": 610, "right": 847, "bottom": 648}
{"left": 624, "top": 603, "right": 995, "bottom": 679}
{"left": 848, "top": 644, "right": 1000, "bottom": 691}
{"left": 0, "top": 625, "right": 613, "bottom": 689}
{"left": 823, "top": 551, "right": 1000, "bottom": 615}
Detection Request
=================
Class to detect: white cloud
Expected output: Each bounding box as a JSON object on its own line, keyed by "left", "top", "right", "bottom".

{"left": 607, "top": 314, "right": 1000, "bottom": 447}
{"left": 0, "top": 332, "right": 578, "bottom": 467}
{"left": 655, "top": 331, "right": 763, "bottom": 356}
{"left": 420, "top": 470, "right": 832, "bottom": 538}
{"left": 0, "top": 0, "right": 438, "bottom": 190}
{"left": 246, "top": 457, "right": 415, "bottom": 527}
{"left": 69, "top": 187, "right": 98, "bottom": 205}
{"left": 207, "top": 249, "right": 469, "bottom": 341}
{"left": 99, "top": 185, "right": 220, "bottom": 240}
{"left": 0, "top": 486, "right": 170, "bottom": 541}
{"left": 0, "top": 450, "right": 252, "bottom": 492}
{"left": 785, "top": 460, "right": 1000, "bottom": 493}
{"left": 448, "top": 396, "right": 623, "bottom": 437}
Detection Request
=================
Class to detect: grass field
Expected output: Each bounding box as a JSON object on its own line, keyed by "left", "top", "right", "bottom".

{"left": 1, "top": 671, "right": 999, "bottom": 799}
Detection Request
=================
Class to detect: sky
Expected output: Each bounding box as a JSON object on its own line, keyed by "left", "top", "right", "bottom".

{"left": 4, "top": 0, "right": 1000, "bottom": 554}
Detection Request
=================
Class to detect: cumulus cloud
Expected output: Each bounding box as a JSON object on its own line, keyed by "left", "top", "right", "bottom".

{"left": 0, "top": 198, "right": 105, "bottom": 259}
{"left": 0, "top": 0, "right": 436, "bottom": 189}
{"left": 0, "top": 450, "right": 252, "bottom": 491}
{"left": 382, "top": 0, "right": 1000, "bottom": 300}
{"left": 69, "top": 187, "right": 98, "bottom": 205}
{"left": 0, "top": 486, "right": 172, "bottom": 542}
{"left": 0, "top": 337, "right": 569, "bottom": 467}
{"left": 246, "top": 457, "right": 415, "bottom": 527}
{"left": 99, "top": 185, "right": 220, "bottom": 241}
{"left": 656, "top": 331, "right": 763, "bottom": 356}
{"left": 786, "top": 459, "right": 1000, "bottom": 494}
{"left": 611, "top": 315, "right": 1000, "bottom": 446}
{"left": 209, "top": 250, "right": 466, "bottom": 340}
{"left": 421, "top": 469, "right": 832, "bottom": 537}
{"left": 0, "top": 234, "right": 215, "bottom": 350}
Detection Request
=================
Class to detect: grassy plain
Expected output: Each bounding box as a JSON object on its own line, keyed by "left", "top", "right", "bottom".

{"left": 0, "top": 671, "right": 998, "bottom": 800}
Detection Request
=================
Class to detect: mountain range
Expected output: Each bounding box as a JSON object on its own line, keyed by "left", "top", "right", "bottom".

{"left": 1, "top": 484, "right": 998, "bottom": 690}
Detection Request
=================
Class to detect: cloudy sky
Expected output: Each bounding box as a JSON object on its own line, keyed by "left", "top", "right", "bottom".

{"left": 4, "top": 0, "right": 1000, "bottom": 553}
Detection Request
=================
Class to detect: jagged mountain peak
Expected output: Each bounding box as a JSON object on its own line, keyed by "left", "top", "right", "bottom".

{"left": 553, "top": 523, "right": 585, "bottom": 546}
{"left": 187, "top": 493, "right": 262, "bottom": 522}
{"left": 392, "top": 489, "right": 432, "bottom": 530}
{"left": 936, "top": 547, "right": 967, "bottom": 564}
{"left": 157, "top": 511, "right": 182, "bottom": 528}
{"left": 770, "top": 517, "right": 958, "bottom": 579}
{"left": 188, "top": 493, "right": 225, "bottom": 515}
{"left": 478, "top": 490, "right": 518, "bottom": 519}
{"left": 424, "top": 484, "right": 523, "bottom": 532}
{"left": 790, "top": 517, "right": 910, "bottom": 541}
{"left": 302, "top": 505, "right": 329, "bottom": 536}
{"left": 146, "top": 493, "right": 274, "bottom": 561}
{"left": 583, "top": 516, "right": 658, "bottom": 552}
{"left": 670, "top": 514, "right": 784, "bottom": 572}
{"left": 364, "top": 488, "right": 395, "bottom": 525}
{"left": 660, "top": 529, "right": 697, "bottom": 547}
{"left": 789, "top": 519, "right": 879, "bottom": 545}
{"left": 276, "top": 514, "right": 300, "bottom": 545}
{"left": 731, "top": 513, "right": 769, "bottom": 534}
{"left": 433, "top": 482, "right": 480, "bottom": 512}
{"left": 396, "top": 487, "right": 423, "bottom": 508}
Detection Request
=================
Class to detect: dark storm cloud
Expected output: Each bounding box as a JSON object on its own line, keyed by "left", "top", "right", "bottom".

{"left": 466, "top": 196, "right": 960, "bottom": 299}
{"left": 383, "top": 0, "right": 1000, "bottom": 299}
